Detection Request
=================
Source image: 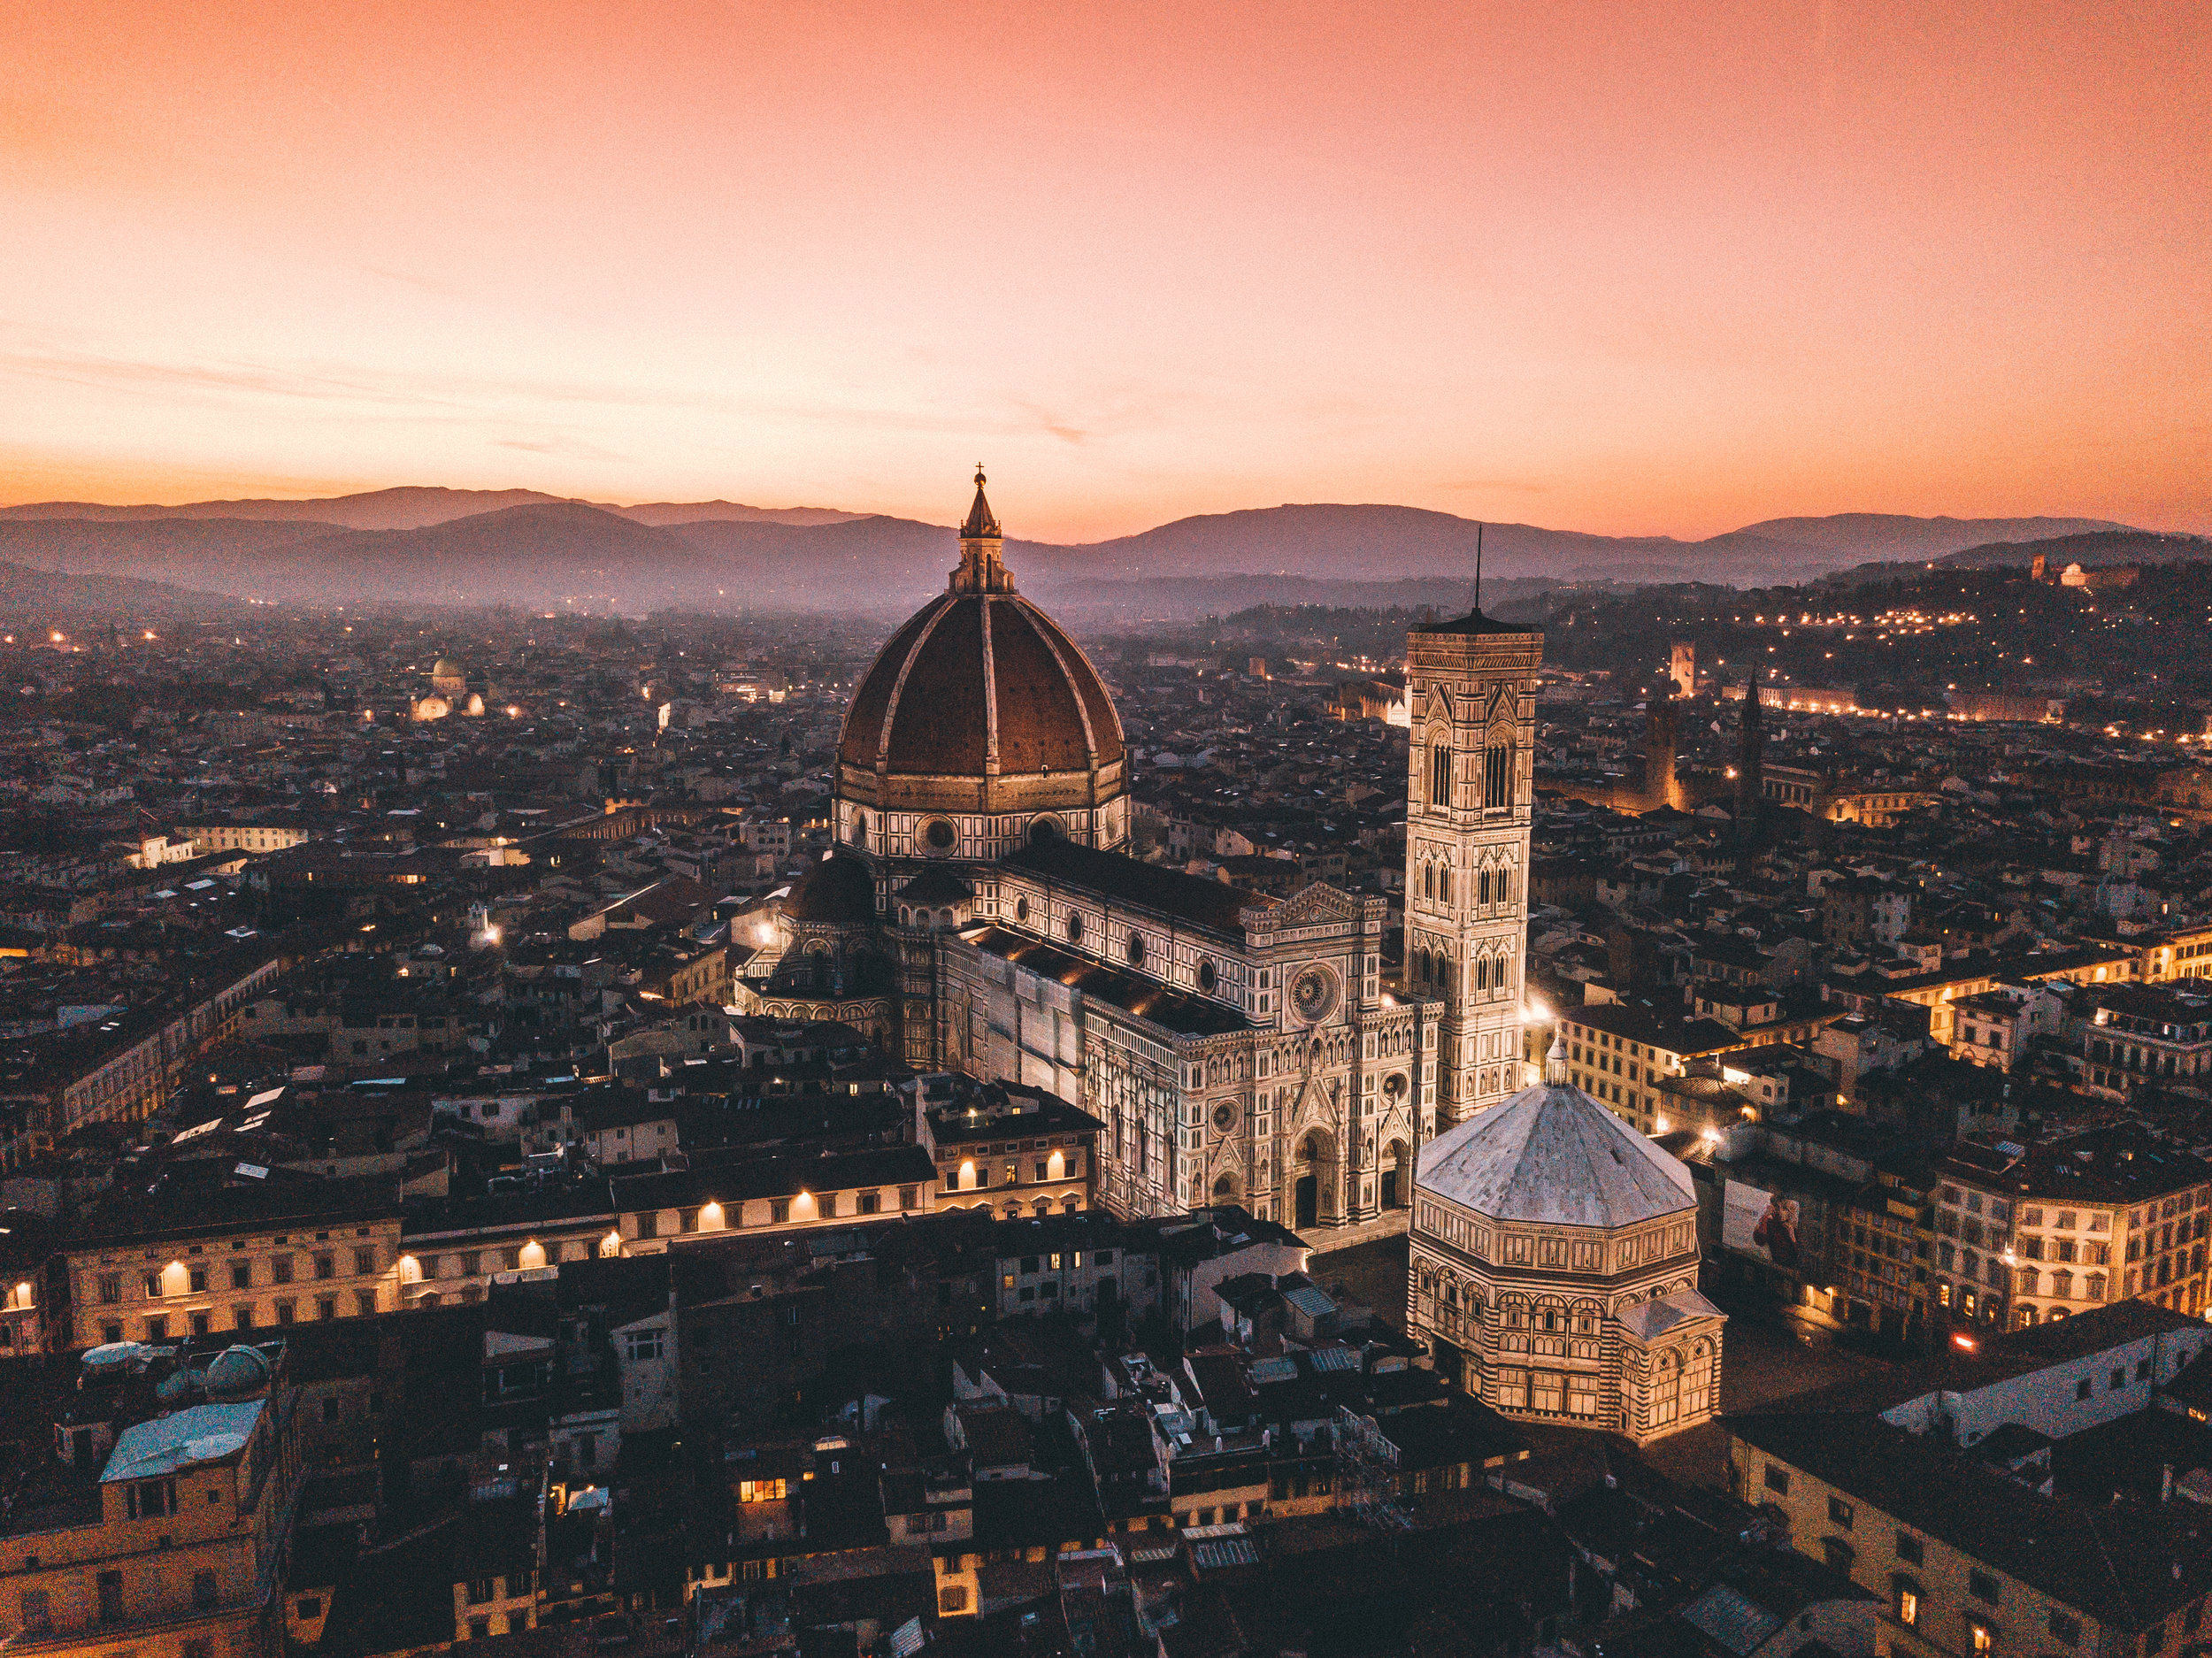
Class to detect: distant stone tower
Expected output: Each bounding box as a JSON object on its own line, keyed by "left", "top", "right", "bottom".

{"left": 1646, "top": 688, "right": 1682, "bottom": 810}
{"left": 1404, "top": 606, "right": 1543, "bottom": 1125}
{"left": 1735, "top": 674, "right": 1766, "bottom": 830}
{"left": 1669, "top": 641, "right": 1696, "bottom": 699}
{"left": 2031, "top": 550, "right": 2048, "bottom": 584}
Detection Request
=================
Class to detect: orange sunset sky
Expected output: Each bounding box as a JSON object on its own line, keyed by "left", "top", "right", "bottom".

{"left": 3, "top": 1, "right": 2206, "bottom": 543}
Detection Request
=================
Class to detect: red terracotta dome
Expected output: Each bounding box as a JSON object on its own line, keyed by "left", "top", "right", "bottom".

{"left": 833, "top": 472, "right": 1127, "bottom": 845}
{"left": 837, "top": 588, "right": 1123, "bottom": 779}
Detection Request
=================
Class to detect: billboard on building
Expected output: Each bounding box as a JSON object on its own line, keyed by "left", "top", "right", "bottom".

{"left": 1723, "top": 1178, "right": 1802, "bottom": 1270}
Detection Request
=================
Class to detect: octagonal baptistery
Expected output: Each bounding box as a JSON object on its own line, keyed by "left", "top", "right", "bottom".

{"left": 833, "top": 472, "right": 1129, "bottom": 863}
{"left": 1408, "top": 1064, "right": 1726, "bottom": 1445}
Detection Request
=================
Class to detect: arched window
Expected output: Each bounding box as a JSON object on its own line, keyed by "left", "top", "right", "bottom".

{"left": 1684, "top": 1341, "right": 1714, "bottom": 1416}
{"left": 1429, "top": 741, "right": 1453, "bottom": 806}
{"left": 1651, "top": 1350, "right": 1681, "bottom": 1425}
{"left": 1485, "top": 734, "right": 1513, "bottom": 810}
{"left": 1422, "top": 864, "right": 1435, "bottom": 900}
{"left": 1439, "top": 866, "right": 1452, "bottom": 903}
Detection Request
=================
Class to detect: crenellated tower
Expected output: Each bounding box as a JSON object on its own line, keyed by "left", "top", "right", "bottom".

{"left": 1402, "top": 606, "right": 1543, "bottom": 1125}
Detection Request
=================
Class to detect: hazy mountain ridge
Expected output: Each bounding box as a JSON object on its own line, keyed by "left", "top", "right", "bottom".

{"left": 0, "top": 495, "right": 2153, "bottom": 616}
{"left": 0, "top": 486, "right": 864, "bottom": 533}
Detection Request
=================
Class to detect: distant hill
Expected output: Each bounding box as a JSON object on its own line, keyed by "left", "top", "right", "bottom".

{"left": 1938, "top": 529, "right": 2212, "bottom": 570}
{"left": 1028, "top": 506, "right": 2138, "bottom": 588}
{"left": 0, "top": 486, "right": 865, "bottom": 533}
{"left": 0, "top": 494, "right": 2165, "bottom": 614}
{"left": 0, "top": 557, "right": 244, "bottom": 618}
{"left": 1740, "top": 513, "right": 2128, "bottom": 558}
{"left": 614, "top": 500, "right": 866, "bottom": 528}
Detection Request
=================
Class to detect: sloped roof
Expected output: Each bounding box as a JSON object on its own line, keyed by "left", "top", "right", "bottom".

{"left": 1416, "top": 1078, "right": 1694, "bottom": 1228}
{"left": 1617, "top": 1287, "right": 1725, "bottom": 1342}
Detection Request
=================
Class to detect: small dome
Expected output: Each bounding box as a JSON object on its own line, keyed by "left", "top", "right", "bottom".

{"left": 787, "top": 856, "right": 876, "bottom": 925}
{"left": 203, "top": 1345, "right": 273, "bottom": 1401}
{"left": 1417, "top": 1078, "right": 1694, "bottom": 1229}
{"left": 431, "top": 656, "right": 465, "bottom": 679}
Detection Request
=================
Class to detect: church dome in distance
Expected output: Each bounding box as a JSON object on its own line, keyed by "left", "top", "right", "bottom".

{"left": 431, "top": 656, "right": 464, "bottom": 679}
{"left": 834, "top": 472, "right": 1127, "bottom": 849}
{"left": 1417, "top": 1073, "right": 1694, "bottom": 1229}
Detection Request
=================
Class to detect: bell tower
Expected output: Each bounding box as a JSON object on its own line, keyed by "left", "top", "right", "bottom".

{"left": 1403, "top": 606, "right": 1543, "bottom": 1125}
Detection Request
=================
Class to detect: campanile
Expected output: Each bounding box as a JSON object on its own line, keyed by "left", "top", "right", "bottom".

{"left": 1402, "top": 607, "right": 1543, "bottom": 1124}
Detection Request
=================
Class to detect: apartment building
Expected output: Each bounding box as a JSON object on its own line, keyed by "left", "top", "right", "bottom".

{"left": 2078, "top": 983, "right": 2212, "bottom": 1100}
{"left": 1930, "top": 1129, "right": 2212, "bottom": 1332}
{"left": 2, "top": 1339, "right": 304, "bottom": 1658}
{"left": 924, "top": 1079, "right": 1102, "bottom": 1218}
{"left": 1730, "top": 1305, "right": 2212, "bottom": 1658}
{"left": 1553, "top": 1002, "right": 1747, "bottom": 1135}
{"left": 61, "top": 1174, "right": 403, "bottom": 1346}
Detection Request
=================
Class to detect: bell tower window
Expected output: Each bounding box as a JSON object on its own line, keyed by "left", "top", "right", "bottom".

{"left": 1485, "top": 740, "right": 1513, "bottom": 810}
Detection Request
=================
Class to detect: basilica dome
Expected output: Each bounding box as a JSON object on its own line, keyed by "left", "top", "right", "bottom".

{"left": 833, "top": 472, "right": 1128, "bottom": 857}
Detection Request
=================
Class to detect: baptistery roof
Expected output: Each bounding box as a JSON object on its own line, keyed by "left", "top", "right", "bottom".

{"left": 1417, "top": 1073, "right": 1694, "bottom": 1230}
{"left": 836, "top": 472, "right": 1124, "bottom": 796}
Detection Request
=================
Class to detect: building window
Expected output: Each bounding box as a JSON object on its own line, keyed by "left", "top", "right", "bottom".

{"left": 231, "top": 1263, "right": 252, "bottom": 1290}
{"left": 468, "top": 1579, "right": 495, "bottom": 1605}
{"left": 1485, "top": 741, "right": 1513, "bottom": 810}
{"left": 624, "top": 1329, "right": 664, "bottom": 1362}
{"left": 1429, "top": 743, "right": 1452, "bottom": 806}
{"left": 1969, "top": 1570, "right": 2000, "bottom": 1605}
{"left": 1829, "top": 1496, "right": 1854, "bottom": 1528}
{"left": 2049, "top": 1614, "right": 2081, "bottom": 1646}
{"left": 97, "top": 1571, "right": 124, "bottom": 1623}
{"left": 941, "top": 1586, "right": 969, "bottom": 1614}
{"left": 1894, "top": 1580, "right": 1921, "bottom": 1627}
{"left": 127, "top": 1478, "right": 176, "bottom": 1518}
{"left": 193, "top": 1571, "right": 219, "bottom": 1611}
{"left": 1894, "top": 1531, "right": 1923, "bottom": 1565}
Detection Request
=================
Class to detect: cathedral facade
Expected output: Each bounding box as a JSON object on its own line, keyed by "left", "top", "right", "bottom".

{"left": 757, "top": 475, "right": 1542, "bottom": 1240}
